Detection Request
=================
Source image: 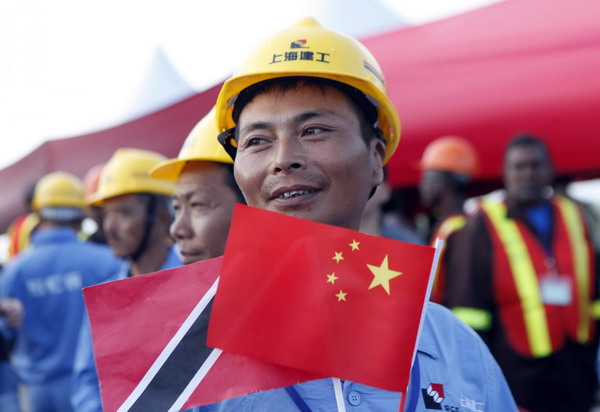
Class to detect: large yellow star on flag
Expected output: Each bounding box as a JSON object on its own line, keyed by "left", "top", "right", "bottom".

{"left": 367, "top": 255, "right": 402, "bottom": 295}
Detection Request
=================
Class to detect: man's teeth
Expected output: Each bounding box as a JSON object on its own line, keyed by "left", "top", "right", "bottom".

{"left": 280, "top": 189, "right": 315, "bottom": 199}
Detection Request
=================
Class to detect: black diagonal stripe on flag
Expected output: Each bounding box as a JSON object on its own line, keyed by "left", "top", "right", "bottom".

{"left": 126, "top": 299, "right": 214, "bottom": 411}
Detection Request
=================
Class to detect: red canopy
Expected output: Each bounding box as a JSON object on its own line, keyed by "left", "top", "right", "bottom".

{"left": 2, "top": 0, "right": 600, "bottom": 231}
{"left": 367, "top": 0, "right": 600, "bottom": 187}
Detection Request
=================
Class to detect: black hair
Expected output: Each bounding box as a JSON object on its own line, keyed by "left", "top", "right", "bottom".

{"left": 221, "top": 163, "right": 246, "bottom": 204}
{"left": 505, "top": 133, "right": 552, "bottom": 164}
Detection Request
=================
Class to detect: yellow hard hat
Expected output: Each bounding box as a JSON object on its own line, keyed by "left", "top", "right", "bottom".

{"left": 150, "top": 107, "right": 232, "bottom": 181}
{"left": 420, "top": 136, "right": 479, "bottom": 177}
{"left": 90, "top": 148, "right": 176, "bottom": 206}
{"left": 215, "top": 17, "right": 401, "bottom": 165}
{"left": 32, "top": 172, "right": 85, "bottom": 220}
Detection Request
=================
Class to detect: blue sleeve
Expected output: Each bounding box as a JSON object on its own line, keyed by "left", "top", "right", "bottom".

{"left": 71, "top": 313, "right": 102, "bottom": 412}
{"left": 0, "top": 264, "right": 19, "bottom": 342}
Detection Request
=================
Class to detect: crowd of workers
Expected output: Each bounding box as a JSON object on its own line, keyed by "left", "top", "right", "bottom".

{"left": 1, "top": 17, "right": 599, "bottom": 412}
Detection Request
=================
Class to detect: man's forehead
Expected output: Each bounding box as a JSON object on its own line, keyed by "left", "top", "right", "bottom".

{"left": 505, "top": 144, "right": 549, "bottom": 163}
{"left": 237, "top": 85, "right": 353, "bottom": 124}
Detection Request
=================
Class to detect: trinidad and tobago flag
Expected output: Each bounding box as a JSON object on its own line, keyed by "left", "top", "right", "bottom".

{"left": 84, "top": 257, "right": 321, "bottom": 411}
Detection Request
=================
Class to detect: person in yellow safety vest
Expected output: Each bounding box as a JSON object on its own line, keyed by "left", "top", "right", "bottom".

{"left": 418, "top": 136, "right": 478, "bottom": 305}
{"left": 5, "top": 183, "right": 39, "bottom": 260}
{"left": 447, "top": 134, "right": 600, "bottom": 412}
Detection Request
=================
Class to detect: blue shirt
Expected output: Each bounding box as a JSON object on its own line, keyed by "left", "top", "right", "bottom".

{"left": 0, "top": 227, "right": 122, "bottom": 384}
{"left": 197, "top": 303, "right": 517, "bottom": 411}
{"left": 71, "top": 246, "right": 182, "bottom": 412}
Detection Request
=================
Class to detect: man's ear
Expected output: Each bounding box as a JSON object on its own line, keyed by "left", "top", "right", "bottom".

{"left": 371, "top": 138, "right": 386, "bottom": 187}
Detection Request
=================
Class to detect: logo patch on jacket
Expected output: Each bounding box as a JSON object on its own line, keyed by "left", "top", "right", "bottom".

{"left": 422, "top": 383, "right": 444, "bottom": 410}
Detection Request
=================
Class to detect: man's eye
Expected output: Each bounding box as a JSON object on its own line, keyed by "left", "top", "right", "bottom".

{"left": 246, "top": 137, "right": 268, "bottom": 146}
{"left": 302, "top": 127, "right": 328, "bottom": 136}
{"left": 190, "top": 202, "right": 209, "bottom": 209}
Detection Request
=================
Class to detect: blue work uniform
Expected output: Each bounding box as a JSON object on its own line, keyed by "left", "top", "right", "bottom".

{"left": 196, "top": 303, "right": 517, "bottom": 411}
{"left": 71, "top": 246, "right": 182, "bottom": 412}
{"left": 0, "top": 227, "right": 122, "bottom": 412}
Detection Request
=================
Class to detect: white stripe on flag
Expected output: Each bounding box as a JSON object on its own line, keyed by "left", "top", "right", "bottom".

{"left": 117, "top": 277, "right": 220, "bottom": 412}
{"left": 168, "top": 348, "right": 223, "bottom": 412}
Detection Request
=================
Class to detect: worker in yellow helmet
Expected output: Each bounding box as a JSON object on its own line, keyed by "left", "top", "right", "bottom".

{"left": 89, "top": 148, "right": 180, "bottom": 276}
{"left": 0, "top": 172, "right": 121, "bottom": 412}
{"left": 72, "top": 150, "right": 181, "bottom": 412}
{"left": 207, "top": 17, "right": 517, "bottom": 410}
{"left": 418, "top": 136, "right": 479, "bottom": 304}
{"left": 151, "top": 107, "right": 244, "bottom": 265}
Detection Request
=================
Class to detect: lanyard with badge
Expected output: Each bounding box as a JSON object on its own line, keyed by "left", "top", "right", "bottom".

{"left": 539, "top": 256, "right": 572, "bottom": 306}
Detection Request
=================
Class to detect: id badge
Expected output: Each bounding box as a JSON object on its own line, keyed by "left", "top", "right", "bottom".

{"left": 540, "top": 275, "right": 572, "bottom": 306}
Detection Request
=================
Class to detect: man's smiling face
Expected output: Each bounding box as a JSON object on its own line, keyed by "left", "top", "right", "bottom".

{"left": 233, "top": 83, "right": 384, "bottom": 230}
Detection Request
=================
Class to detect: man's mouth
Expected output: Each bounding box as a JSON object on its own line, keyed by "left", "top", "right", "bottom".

{"left": 278, "top": 189, "right": 317, "bottom": 199}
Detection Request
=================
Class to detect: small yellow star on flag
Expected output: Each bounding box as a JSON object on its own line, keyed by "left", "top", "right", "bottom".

{"left": 332, "top": 251, "right": 344, "bottom": 263}
{"left": 335, "top": 290, "right": 347, "bottom": 302}
{"left": 326, "top": 273, "right": 339, "bottom": 284}
{"left": 367, "top": 255, "right": 402, "bottom": 295}
{"left": 349, "top": 239, "right": 360, "bottom": 251}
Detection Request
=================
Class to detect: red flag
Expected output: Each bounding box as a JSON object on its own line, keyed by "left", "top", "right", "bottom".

{"left": 84, "top": 257, "right": 321, "bottom": 412}
{"left": 208, "top": 205, "right": 435, "bottom": 393}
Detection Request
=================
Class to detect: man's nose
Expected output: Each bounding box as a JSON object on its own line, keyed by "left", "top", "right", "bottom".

{"left": 170, "top": 210, "right": 192, "bottom": 240}
{"left": 271, "top": 136, "right": 306, "bottom": 173}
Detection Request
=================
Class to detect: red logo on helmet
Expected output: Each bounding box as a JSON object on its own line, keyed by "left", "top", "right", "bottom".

{"left": 290, "top": 39, "right": 308, "bottom": 49}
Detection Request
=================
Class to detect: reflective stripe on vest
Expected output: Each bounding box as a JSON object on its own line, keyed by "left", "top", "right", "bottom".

{"left": 555, "top": 197, "right": 591, "bottom": 342}
{"left": 480, "top": 200, "right": 552, "bottom": 357}
{"left": 592, "top": 300, "right": 600, "bottom": 320}
{"left": 430, "top": 215, "right": 467, "bottom": 303}
{"left": 452, "top": 306, "right": 492, "bottom": 331}
{"left": 432, "top": 215, "right": 468, "bottom": 244}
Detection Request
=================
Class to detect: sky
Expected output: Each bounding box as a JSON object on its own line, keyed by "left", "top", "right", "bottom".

{"left": 0, "top": 0, "right": 501, "bottom": 170}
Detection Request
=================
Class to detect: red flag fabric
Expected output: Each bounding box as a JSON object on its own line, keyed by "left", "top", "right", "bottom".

{"left": 84, "top": 257, "right": 321, "bottom": 412}
{"left": 208, "top": 205, "right": 435, "bottom": 393}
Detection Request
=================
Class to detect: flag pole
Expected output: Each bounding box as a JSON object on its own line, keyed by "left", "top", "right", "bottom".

{"left": 332, "top": 378, "right": 347, "bottom": 412}
{"left": 400, "top": 238, "right": 443, "bottom": 412}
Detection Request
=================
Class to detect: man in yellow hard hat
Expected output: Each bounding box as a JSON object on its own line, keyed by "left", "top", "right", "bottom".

{"left": 89, "top": 148, "right": 180, "bottom": 276}
{"left": 204, "top": 17, "right": 517, "bottom": 410}
{"left": 418, "top": 136, "right": 479, "bottom": 304}
{"left": 72, "top": 149, "right": 181, "bottom": 411}
{"left": 151, "top": 108, "right": 244, "bottom": 265}
{"left": 0, "top": 172, "right": 121, "bottom": 412}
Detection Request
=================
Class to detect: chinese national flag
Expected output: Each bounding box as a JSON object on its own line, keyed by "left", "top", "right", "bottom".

{"left": 84, "top": 257, "right": 322, "bottom": 412}
{"left": 208, "top": 205, "right": 435, "bottom": 393}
